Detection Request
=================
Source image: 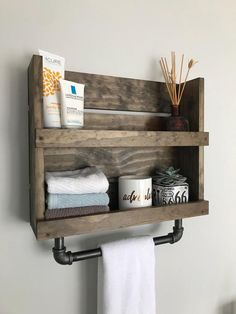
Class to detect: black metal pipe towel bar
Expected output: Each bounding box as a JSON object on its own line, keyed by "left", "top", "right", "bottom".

{"left": 53, "top": 219, "right": 184, "bottom": 265}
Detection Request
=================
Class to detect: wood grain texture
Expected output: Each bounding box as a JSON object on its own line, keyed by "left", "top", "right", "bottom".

{"left": 198, "top": 147, "right": 204, "bottom": 199}
{"left": 28, "top": 56, "right": 44, "bottom": 234}
{"left": 28, "top": 56, "right": 43, "bottom": 128}
{"left": 28, "top": 58, "right": 36, "bottom": 233}
{"left": 36, "top": 129, "right": 209, "bottom": 148}
{"left": 178, "top": 78, "right": 205, "bottom": 200}
{"left": 176, "top": 147, "right": 200, "bottom": 201}
{"left": 84, "top": 112, "right": 165, "bottom": 131}
{"left": 65, "top": 70, "right": 171, "bottom": 113}
{"left": 34, "top": 148, "right": 45, "bottom": 220}
{"left": 198, "top": 79, "right": 205, "bottom": 199}
{"left": 37, "top": 200, "right": 209, "bottom": 239}
{"left": 180, "top": 78, "right": 204, "bottom": 132}
{"left": 44, "top": 147, "right": 176, "bottom": 177}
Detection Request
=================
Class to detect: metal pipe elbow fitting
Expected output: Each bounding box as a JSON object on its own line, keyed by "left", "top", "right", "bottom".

{"left": 53, "top": 247, "right": 73, "bottom": 265}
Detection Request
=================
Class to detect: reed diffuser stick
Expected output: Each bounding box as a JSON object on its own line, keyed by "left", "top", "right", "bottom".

{"left": 159, "top": 59, "right": 174, "bottom": 104}
{"left": 160, "top": 52, "right": 197, "bottom": 106}
{"left": 178, "top": 54, "right": 184, "bottom": 102}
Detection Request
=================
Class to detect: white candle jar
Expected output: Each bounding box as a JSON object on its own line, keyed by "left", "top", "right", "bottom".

{"left": 118, "top": 175, "right": 152, "bottom": 210}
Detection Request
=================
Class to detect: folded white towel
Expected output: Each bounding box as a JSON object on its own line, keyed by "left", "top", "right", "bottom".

{"left": 45, "top": 167, "right": 109, "bottom": 194}
{"left": 97, "top": 236, "right": 156, "bottom": 314}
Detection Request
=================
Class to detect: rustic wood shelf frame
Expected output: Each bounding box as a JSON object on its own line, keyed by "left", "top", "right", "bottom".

{"left": 28, "top": 55, "right": 209, "bottom": 241}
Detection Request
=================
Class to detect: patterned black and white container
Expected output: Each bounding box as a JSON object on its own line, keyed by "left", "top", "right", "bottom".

{"left": 153, "top": 181, "right": 189, "bottom": 206}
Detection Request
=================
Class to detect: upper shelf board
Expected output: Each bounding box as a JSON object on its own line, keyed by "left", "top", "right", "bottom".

{"left": 36, "top": 129, "right": 209, "bottom": 148}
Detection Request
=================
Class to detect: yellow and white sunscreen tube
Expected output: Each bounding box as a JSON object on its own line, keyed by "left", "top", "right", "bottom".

{"left": 39, "top": 49, "right": 65, "bottom": 128}
{"left": 59, "top": 79, "right": 85, "bottom": 128}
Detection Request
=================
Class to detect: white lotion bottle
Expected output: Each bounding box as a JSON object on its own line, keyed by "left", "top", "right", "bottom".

{"left": 39, "top": 50, "right": 65, "bottom": 128}
{"left": 59, "top": 79, "right": 85, "bottom": 128}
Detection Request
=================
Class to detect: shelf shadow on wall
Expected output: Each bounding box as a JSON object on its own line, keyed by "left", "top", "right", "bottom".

{"left": 7, "top": 59, "right": 30, "bottom": 223}
{"left": 218, "top": 301, "right": 236, "bottom": 314}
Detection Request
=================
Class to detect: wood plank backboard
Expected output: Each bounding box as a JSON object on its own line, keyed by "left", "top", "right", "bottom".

{"left": 177, "top": 78, "right": 205, "bottom": 200}
{"left": 65, "top": 71, "right": 171, "bottom": 113}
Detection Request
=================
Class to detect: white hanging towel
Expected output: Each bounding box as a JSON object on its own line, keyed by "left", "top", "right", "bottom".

{"left": 97, "top": 236, "right": 156, "bottom": 314}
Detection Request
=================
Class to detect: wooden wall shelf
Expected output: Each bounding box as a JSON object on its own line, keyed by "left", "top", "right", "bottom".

{"left": 28, "top": 55, "right": 209, "bottom": 240}
{"left": 37, "top": 200, "right": 209, "bottom": 240}
{"left": 36, "top": 129, "right": 209, "bottom": 148}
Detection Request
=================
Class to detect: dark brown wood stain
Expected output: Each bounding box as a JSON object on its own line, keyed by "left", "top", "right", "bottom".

{"left": 28, "top": 55, "right": 208, "bottom": 240}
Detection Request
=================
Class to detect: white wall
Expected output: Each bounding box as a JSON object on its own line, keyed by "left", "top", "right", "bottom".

{"left": 0, "top": 0, "right": 236, "bottom": 313}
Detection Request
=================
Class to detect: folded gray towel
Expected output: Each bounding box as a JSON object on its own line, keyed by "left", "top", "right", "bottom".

{"left": 45, "top": 205, "right": 110, "bottom": 219}
{"left": 47, "top": 193, "right": 110, "bottom": 209}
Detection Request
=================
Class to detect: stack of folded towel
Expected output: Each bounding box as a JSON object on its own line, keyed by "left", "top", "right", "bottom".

{"left": 45, "top": 167, "right": 110, "bottom": 219}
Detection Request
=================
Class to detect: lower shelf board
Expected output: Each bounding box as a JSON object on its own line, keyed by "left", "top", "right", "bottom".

{"left": 36, "top": 200, "right": 209, "bottom": 240}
